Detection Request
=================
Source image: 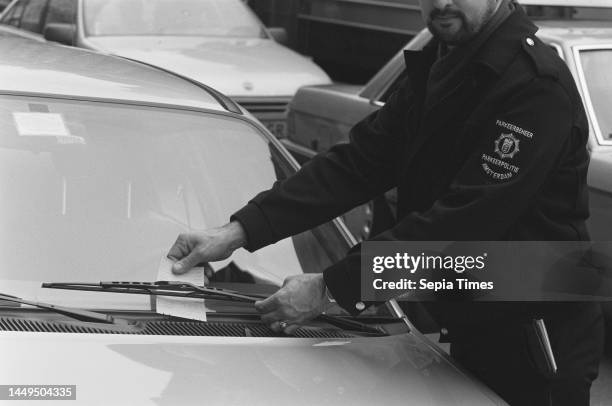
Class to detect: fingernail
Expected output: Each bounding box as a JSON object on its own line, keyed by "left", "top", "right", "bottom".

{"left": 172, "top": 264, "right": 183, "bottom": 274}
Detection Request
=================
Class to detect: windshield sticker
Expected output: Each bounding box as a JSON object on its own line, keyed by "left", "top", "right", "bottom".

{"left": 13, "top": 113, "right": 86, "bottom": 145}
{"left": 13, "top": 112, "right": 70, "bottom": 137}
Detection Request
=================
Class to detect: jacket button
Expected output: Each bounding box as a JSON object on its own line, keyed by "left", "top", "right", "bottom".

{"left": 526, "top": 37, "right": 535, "bottom": 47}
{"left": 441, "top": 328, "right": 449, "bottom": 336}
{"left": 355, "top": 302, "right": 366, "bottom": 311}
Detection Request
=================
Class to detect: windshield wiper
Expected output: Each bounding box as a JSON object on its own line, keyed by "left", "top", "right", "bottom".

{"left": 42, "top": 281, "right": 267, "bottom": 303}
{"left": 0, "top": 292, "right": 116, "bottom": 324}
{"left": 43, "top": 281, "right": 385, "bottom": 335}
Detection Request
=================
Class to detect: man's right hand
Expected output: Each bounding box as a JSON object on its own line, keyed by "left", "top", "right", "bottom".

{"left": 167, "top": 221, "right": 248, "bottom": 275}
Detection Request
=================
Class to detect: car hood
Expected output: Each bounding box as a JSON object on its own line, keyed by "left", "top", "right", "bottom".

{"left": 84, "top": 36, "right": 331, "bottom": 97}
{"left": 289, "top": 84, "right": 374, "bottom": 126}
{"left": 0, "top": 331, "right": 502, "bottom": 405}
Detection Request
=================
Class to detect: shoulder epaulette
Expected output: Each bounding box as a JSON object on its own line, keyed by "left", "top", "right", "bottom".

{"left": 521, "top": 36, "right": 560, "bottom": 80}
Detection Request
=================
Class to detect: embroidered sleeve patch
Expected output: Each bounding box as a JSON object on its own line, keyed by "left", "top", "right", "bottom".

{"left": 479, "top": 119, "right": 535, "bottom": 181}
{"left": 481, "top": 152, "right": 520, "bottom": 180}
{"left": 494, "top": 133, "right": 520, "bottom": 159}
{"left": 495, "top": 119, "right": 534, "bottom": 139}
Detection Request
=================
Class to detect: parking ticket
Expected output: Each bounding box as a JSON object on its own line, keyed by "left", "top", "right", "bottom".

{"left": 155, "top": 256, "right": 208, "bottom": 322}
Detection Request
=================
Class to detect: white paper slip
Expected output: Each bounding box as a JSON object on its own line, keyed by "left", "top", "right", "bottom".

{"left": 13, "top": 112, "right": 70, "bottom": 137}
{"left": 155, "top": 256, "right": 208, "bottom": 322}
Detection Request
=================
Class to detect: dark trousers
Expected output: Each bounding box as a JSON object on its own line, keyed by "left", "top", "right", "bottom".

{"left": 450, "top": 303, "right": 605, "bottom": 406}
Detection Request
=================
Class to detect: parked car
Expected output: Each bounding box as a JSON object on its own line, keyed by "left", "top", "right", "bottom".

{"left": 0, "top": 0, "right": 332, "bottom": 139}
{"left": 284, "top": 0, "right": 612, "bottom": 345}
{"left": 0, "top": 36, "right": 507, "bottom": 405}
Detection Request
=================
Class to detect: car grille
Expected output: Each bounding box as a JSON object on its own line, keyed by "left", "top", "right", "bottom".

{"left": 0, "top": 317, "right": 356, "bottom": 338}
{"left": 234, "top": 97, "right": 290, "bottom": 138}
{"left": 235, "top": 97, "right": 290, "bottom": 116}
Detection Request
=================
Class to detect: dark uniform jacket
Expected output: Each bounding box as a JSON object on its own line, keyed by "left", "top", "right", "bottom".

{"left": 232, "top": 7, "right": 590, "bottom": 334}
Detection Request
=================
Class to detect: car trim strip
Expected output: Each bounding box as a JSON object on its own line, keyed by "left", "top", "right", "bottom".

{"left": 572, "top": 44, "right": 612, "bottom": 147}
{"left": 117, "top": 56, "right": 243, "bottom": 115}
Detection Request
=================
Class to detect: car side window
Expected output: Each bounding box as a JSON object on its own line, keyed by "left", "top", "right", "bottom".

{"left": 1, "top": 0, "right": 27, "bottom": 27}
{"left": 44, "top": 0, "right": 76, "bottom": 26}
{"left": 19, "top": 0, "right": 48, "bottom": 33}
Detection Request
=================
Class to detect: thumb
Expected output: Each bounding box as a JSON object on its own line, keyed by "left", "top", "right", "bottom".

{"left": 254, "top": 294, "right": 278, "bottom": 314}
{"left": 172, "top": 251, "right": 202, "bottom": 275}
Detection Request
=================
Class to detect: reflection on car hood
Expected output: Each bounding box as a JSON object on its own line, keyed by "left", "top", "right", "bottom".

{"left": 85, "top": 36, "right": 331, "bottom": 97}
{"left": 0, "top": 331, "right": 502, "bottom": 405}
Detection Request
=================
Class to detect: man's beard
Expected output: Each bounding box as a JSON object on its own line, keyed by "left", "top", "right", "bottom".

{"left": 427, "top": 2, "right": 498, "bottom": 45}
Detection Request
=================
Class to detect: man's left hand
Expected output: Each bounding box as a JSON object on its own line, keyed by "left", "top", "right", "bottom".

{"left": 255, "top": 274, "right": 330, "bottom": 335}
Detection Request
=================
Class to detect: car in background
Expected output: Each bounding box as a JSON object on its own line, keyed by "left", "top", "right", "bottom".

{"left": 0, "top": 35, "right": 508, "bottom": 405}
{"left": 284, "top": 0, "right": 612, "bottom": 346}
{"left": 0, "top": 0, "right": 332, "bottom": 138}
{"left": 0, "top": 0, "right": 11, "bottom": 13}
{"left": 0, "top": 17, "right": 42, "bottom": 39}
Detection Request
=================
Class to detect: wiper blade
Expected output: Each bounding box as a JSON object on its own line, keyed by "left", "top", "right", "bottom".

{"left": 317, "top": 314, "right": 385, "bottom": 335}
{"left": 0, "top": 292, "right": 115, "bottom": 324}
{"left": 42, "top": 281, "right": 267, "bottom": 303}
{"left": 42, "top": 281, "right": 385, "bottom": 335}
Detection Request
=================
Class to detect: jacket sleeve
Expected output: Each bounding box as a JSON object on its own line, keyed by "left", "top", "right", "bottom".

{"left": 324, "top": 77, "right": 586, "bottom": 314}
{"left": 231, "top": 81, "right": 413, "bottom": 251}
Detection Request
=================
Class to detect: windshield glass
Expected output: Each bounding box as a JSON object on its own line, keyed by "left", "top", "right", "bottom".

{"left": 0, "top": 95, "right": 346, "bottom": 311}
{"left": 84, "top": 0, "right": 266, "bottom": 38}
{"left": 579, "top": 49, "right": 612, "bottom": 143}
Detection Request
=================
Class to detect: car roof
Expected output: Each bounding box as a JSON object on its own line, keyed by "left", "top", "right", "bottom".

{"left": 0, "top": 36, "right": 239, "bottom": 112}
{"left": 536, "top": 20, "right": 612, "bottom": 46}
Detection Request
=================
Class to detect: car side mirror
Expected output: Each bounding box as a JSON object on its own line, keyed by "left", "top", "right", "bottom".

{"left": 43, "top": 23, "right": 76, "bottom": 46}
{"left": 268, "top": 27, "right": 288, "bottom": 46}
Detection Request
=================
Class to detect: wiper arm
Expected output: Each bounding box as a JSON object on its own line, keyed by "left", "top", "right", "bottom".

{"left": 42, "top": 281, "right": 385, "bottom": 335}
{"left": 317, "top": 314, "right": 384, "bottom": 335}
{"left": 0, "top": 292, "right": 115, "bottom": 324}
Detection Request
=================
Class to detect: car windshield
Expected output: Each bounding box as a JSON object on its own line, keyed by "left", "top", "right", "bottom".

{"left": 0, "top": 95, "right": 346, "bottom": 311}
{"left": 83, "top": 0, "right": 266, "bottom": 38}
{"left": 578, "top": 49, "right": 612, "bottom": 142}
